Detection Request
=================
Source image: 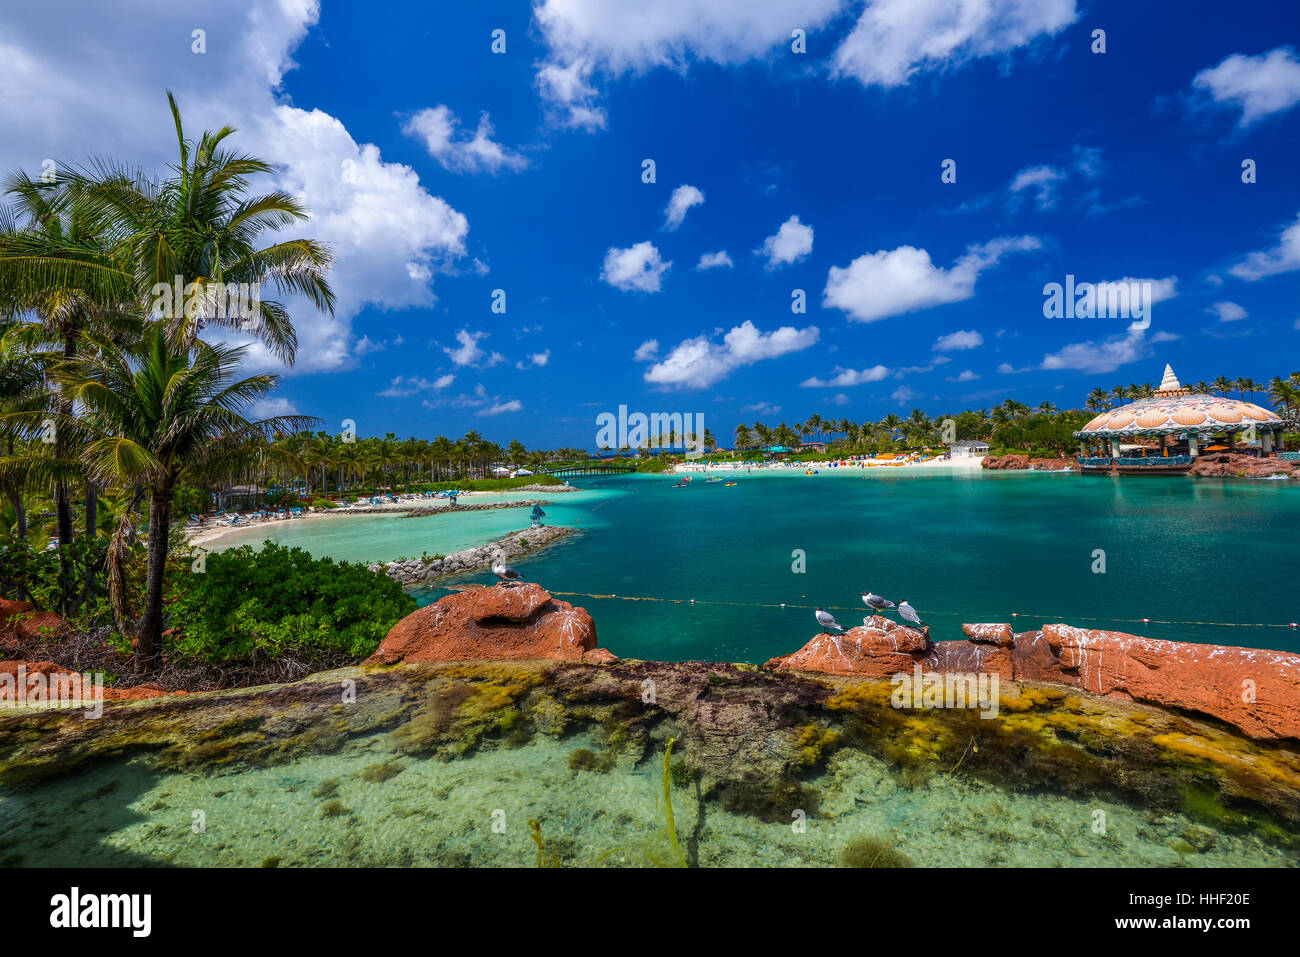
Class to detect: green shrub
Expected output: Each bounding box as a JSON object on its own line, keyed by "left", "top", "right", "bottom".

{"left": 309, "top": 497, "right": 337, "bottom": 509}
{"left": 0, "top": 538, "right": 109, "bottom": 613}
{"left": 166, "top": 542, "right": 416, "bottom": 664}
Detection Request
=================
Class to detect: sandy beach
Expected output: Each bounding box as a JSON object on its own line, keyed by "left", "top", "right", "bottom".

{"left": 186, "top": 485, "right": 571, "bottom": 551}
{"left": 671, "top": 455, "right": 987, "bottom": 475}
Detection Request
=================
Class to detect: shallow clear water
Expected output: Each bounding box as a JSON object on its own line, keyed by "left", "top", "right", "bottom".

{"left": 212, "top": 471, "right": 1300, "bottom": 661}
{"left": 3, "top": 727, "right": 1287, "bottom": 868}
{"left": 205, "top": 489, "right": 605, "bottom": 563}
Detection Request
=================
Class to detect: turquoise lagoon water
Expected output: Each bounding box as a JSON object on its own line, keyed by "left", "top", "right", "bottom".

{"left": 210, "top": 471, "right": 1300, "bottom": 661}
{"left": 8, "top": 471, "right": 1298, "bottom": 869}
{"left": 205, "top": 489, "right": 606, "bottom": 563}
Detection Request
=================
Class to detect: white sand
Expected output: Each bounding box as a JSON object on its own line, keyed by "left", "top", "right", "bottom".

{"left": 185, "top": 488, "right": 517, "bottom": 551}
{"left": 673, "top": 456, "right": 987, "bottom": 475}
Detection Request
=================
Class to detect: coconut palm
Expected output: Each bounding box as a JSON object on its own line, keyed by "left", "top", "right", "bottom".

{"left": 66, "top": 92, "right": 335, "bottom": 365}
{"left": 734, "top": 423, "right": 753, "bottom": 452}
{"left": 41, "top": 325, "right": 314, "bottom": 671}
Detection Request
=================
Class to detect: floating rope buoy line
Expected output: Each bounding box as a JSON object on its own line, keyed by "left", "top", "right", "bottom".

{"left": 536, "top": 591, "right": 1295, "bottom": 631}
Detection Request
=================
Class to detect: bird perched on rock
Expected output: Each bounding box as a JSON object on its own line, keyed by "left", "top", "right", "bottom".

{"left": 492, "top": 555, "right": 524, "bottom": 586}
{"left": 861, "top": 592, "right": 896, "bottom": 612}
{"left": 898, "top": 601, "right": 925, "bottom": 628}
{"left": 815, "top": 607, "right": 844, "bottom": 632}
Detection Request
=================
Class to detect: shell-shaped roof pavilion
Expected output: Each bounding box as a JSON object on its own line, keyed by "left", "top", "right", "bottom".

{"left": 1074, "top": 365, "right": 1283, "bottom": 438}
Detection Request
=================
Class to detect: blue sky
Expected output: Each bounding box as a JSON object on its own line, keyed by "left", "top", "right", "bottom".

{"left": 3, "top": 0, "right": 1300, "bottom": 447}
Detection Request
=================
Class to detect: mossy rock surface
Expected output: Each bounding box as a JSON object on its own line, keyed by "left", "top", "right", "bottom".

{"left": 0, "top": 659, "right": 1296, "bottom": 848}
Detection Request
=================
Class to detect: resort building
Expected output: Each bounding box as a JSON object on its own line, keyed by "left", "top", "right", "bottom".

{"left": 948, "top": 439, "right": 990, "bottom": 459}
{"left": 1074, "top": 364, "right": 1287, "bottom": 474}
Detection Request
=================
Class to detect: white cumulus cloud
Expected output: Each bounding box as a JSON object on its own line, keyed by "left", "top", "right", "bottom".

{"left": 757, "top": 215, "right": 814, "bottom": 269}
{"left": 823, "top": 236, "right": 1040, "bottom": 323}
{"left": 443, "top": 329, "right": 505, "bottom": 368}
{"left": 644, "top": 320, "right": 819, "bottom": 389}
{"left": 800, "top": 366, "right": 891, "bottom": 388}
{"left": 402, "top": 105, "right": 527, "bottom": 174}
{"left": 1192, "top": 47, "right": 1300, "bottom": 127}
{"left": 1230, "top": 211, "right": 1300, "bottom": 280}
{"left": 934, "top": 330, "right": 984, "bottom": 352}
{"left": 833, "top": 0, "right": 1078, "bottom": 88}
{"left": 601, "top": 241, "right": 672, "bottom": 292}
{"left": 696, "top": 250, "right": 734, "bottom": 270}
{"left": 664, "top": 184, "right": 705, "bottom": 230}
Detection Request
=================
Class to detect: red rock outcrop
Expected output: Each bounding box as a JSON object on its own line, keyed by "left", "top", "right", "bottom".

{"left": 766, "top": 619, "right": 1300, "bottom": 741}
{"left": 369, "top": 583, "right": 616, "bottom": 666}
{"left": 0, "top": 599, "right": 70, "bottom": 645}
{"left": 1188, "top": 453, "right": 1295, "bottom": 479}
{"left": 764, "top": 615, "right": 932, "bottom": 676}
{"left": 0, "top": 660, "right": 178, "bottom": 700}
{"left": 981, "top": 454, "right": 1072, "bottom": 471}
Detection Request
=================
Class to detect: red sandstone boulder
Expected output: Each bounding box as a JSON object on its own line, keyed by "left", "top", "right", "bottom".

{"left": 981, "top": 454, "right": 1071, "bottom": 471}
{"left": 764, "top": 615, "right": 930, "bottom": 676}
{"left": 1188, "top": 453, "right": 1295, "bottom": 479}
{"left": 1028, "top": 623, "right": 1300, "bottom": 741}
{"left": 962, "top": 622, "right": 1015, "bottom": 647}
{"left": 0, "top": 599, "right": 70, "bottom": 644}
{"left": 981, "top": 454, "right": 1029, "bottom": 470}
{"left": 766, "top": 616, "right": 1300, "bottom": 741}
{"left": 369, "top": 584, "right": 615, "bottom": 665}
{"left": 0, "top": 660, "right": 172, "bottom": 701}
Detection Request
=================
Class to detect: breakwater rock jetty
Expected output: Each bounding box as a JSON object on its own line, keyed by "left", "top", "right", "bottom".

{"left": 367, "top": 525, "right": 575, "bottom": 585}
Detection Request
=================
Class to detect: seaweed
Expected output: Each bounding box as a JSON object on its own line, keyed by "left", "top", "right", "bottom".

{"left": 529, "top": 819, "right": 561, "bottom": 867}
{"left": 840, "top": 834, "right": 914, "bottom": 868}
{"left": 361, "top": 760, "right": 405, "bottom": 783}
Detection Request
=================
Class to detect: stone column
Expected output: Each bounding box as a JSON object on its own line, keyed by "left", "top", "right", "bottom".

{"left": 1109, "top": 438, "right": 1120, "bottom": 458}
{"left": 1262, "top": 430, "right": 1274, "bottom": 454}
{"left": 1188, "top": 434, "right": 1199, "bottom": 456}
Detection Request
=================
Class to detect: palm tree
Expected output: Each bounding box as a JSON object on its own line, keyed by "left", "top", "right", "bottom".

{"left": 734, "top": 423, "right": 753, "bottom": 452}
{"left": 0, "top": 175, "right": 140, "bottom": 604}
{"left": 1086, "top": 387, "right": 1109, "bottom": 411}
{"left": 49, "top": 326, "right": 313, "bottom": 670}
{"left": 69, "top": 92, "right": 335, "bottom": 365}
{"left": 1212, "top": 376, "right": 1234, "bottom": 397}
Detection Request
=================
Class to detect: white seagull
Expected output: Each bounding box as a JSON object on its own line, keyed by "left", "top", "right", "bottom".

{"left": 898, "top": 600, "right": 925, "bottom": 628}
{"left": 815, "top": 607, "right": 854, "bottom": 666}
{"left": 861, "top": 592, "right": 896, "bottom": 612}
{"left": 815, "top": 607, "right": 844, "bottom": 632}
{"left": 491, "top": 555, "right": 524, "bottom": 586}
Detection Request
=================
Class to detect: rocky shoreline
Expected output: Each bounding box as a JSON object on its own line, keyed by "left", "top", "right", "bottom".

{"left": 3, "top": 584, "right": 1298, "bottom": 862}
{"left": 981, "top": 454, "right": 1074, "bottom": 471}
{"left": 320, "top": 498, "right": 553, "bottom": 518}
{"left": 365, "top": 525, "right": 577, "bottom": 586}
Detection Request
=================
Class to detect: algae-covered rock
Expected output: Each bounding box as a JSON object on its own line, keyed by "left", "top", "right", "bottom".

{"left": 0, "top": 658, "right": 1296, "bottom": 856}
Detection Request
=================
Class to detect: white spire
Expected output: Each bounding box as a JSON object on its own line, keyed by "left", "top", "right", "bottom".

{"left": 1157, "top": 363, "right": 1181, "bottom": 392}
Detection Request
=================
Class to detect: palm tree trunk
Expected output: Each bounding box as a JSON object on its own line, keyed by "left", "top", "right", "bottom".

{"left": 85, "top": 480, "right": 97, "bottom": 537}
{"left": 135, "top": 482, "right": 174, "bottom": 673}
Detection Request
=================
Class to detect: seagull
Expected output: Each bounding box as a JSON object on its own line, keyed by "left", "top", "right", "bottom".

{"left": 898, "top": 600, "right": 925, "bottom": 628}
{"left": 815, "top": 607, "right": 844, "bottom": 632}
{"left": 492, "top": 555, "right": 524, "bottom": 586}
{"left": 861, "top": 592, "right": 896, "bottom": 612}
{"left": 815, "top": 607, "right": 854, "bottom": 666}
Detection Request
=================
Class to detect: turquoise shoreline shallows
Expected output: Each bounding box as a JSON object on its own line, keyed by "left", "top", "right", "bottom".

{"left": 211, "top": 471, "right": 1300, "bottom": 661}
